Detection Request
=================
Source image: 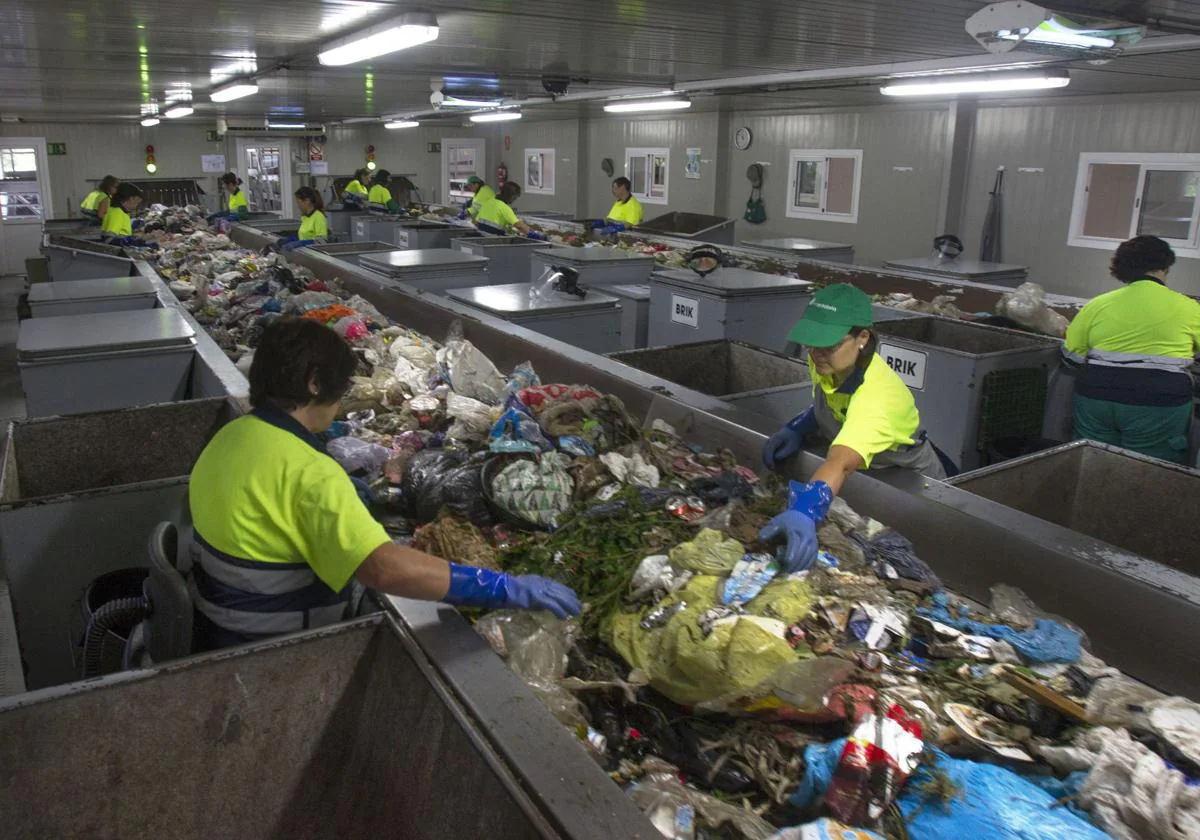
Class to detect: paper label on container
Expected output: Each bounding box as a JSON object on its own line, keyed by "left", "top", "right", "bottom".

{"left": 395, "top": 231, "right": 410, "bottom": 247}
{"left": 671, "top": 294, "right": 699, "bottom": 328}
{"left": 880, "top": 343, "right": 927, "bottom": 390}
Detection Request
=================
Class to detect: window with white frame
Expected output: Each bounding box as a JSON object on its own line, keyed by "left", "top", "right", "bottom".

{"left": 785, "top": 150, "right": 862, "bottom": 223}
{"left": 1069, "top": 153, "right": 1200, "bottom": 256}
{"left": 625, "top": 147, "right": 669, "bottom": 205}
{"left": 524, "top": 148, "right": 555, "bottom": 195}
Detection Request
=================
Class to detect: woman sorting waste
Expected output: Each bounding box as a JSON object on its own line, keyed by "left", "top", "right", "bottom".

{"left": 80, "top": 174, "right": 119, "bottom": 225}
{"left": 462, "top": 175, "right": 496, "bottom": 220}
{"left": 367, "top": 169, "right": 401, "bottom": 212}
{"left": 100, "top": 182, "right": 143, "bottom": 239}
{"left": 219, "top": 172, "right": 250, "bottom": 220}
{"left": 761, "top": 284, "right": 950, "bottom": 572}
{"left": 476, "top": 182, "right": 544, "bottom": 239}
{"left": 187, "top": 318, "right": 581, "bottom": 651}
{"left": 1064, "top": 235, "right": 1200, "bottom": 463}
{"left": 342, "top": 168, "right": 371, "bottom": 207}
{"left": 281, "top": 186, "right": 328, "bottom": 252}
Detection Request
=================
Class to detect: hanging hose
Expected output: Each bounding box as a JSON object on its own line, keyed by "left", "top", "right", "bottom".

{"left": 81, "top": 597, "right": 150, "bottom": 679}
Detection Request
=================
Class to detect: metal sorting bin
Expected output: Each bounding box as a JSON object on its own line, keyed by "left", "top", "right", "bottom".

{"left": 309, "top": 240, "right": 403, "bottom": 268}
{"left": 17, "top": 308, "right": 196, "bottom": 417}
{"left": 0, "top": 615, "right": 653, "bottom": 838}
{"left": 610, "top": 339, "right": 812, "bottom": 424}
{"left": 637, "top": 211, "right": 736, "bottom": 245}
{"left": 351, "top": 214, "right": 408, "bottom": 243}
{"left": 872, "top": 316, "right": 1062, "bottom": 472}
{"left": 43, "top": 242, "right": 134, "bottom": 283}
{"left": 243, "top": 218, "right": 301, "bottom": 237}
{"left": 529, "top": 246, "right": 655, "bottom": 286}
{"left": 326, "top": 204, "right": 357, "bottom": 237}
{"left": 451, "top": 235, "right": 553, "bottom": 284}
{"left": 360, "top": 249, "right": 490, "bottom": 294}
{"left": 648, "top": 267, "right": 814, "bottom": 352}
{"left": 0, "top": 398, "right": 237, "bottom": 689}
{"left": 393, "top": 221, "right": 465, "bottom": 250}
{"left": 608, "top": 284, "right": 651, "bottom": 350}
{"left": 883, "top": 257, "right": 1029, "bottom": 288}
{"left": 43, "top": 217, "right": 95, "bottom": 235}
{"left": 28, "top": 275, "right": 157, "bottom": 317}
{"left": 445, "top": 282, "right": 623, "bottom": 355}
{"left": 742, "top": 237, "right": 856, "bottom": 264}
{"left": 947, "top": 440, "right": 1200, "bottom": 576}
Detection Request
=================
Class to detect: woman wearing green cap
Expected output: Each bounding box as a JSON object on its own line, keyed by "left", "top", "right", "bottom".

{"left": 463, "top": 176, "right": 496, "bottom": 221}
{"left": 760, "top": 283, "right": 947, "bottom": 572}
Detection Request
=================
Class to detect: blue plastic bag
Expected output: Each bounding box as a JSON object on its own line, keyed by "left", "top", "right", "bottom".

{"left": 916, "top": 593, "right": 1082, "bottom": 663}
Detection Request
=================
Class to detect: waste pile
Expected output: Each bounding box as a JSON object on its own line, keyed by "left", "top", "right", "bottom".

{"left": 135, "top": 218, "right": 1197, "bottom": 840}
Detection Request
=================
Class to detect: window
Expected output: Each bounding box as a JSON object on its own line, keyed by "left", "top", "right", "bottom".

{"left": 1069, "top": 153, "right": 1200, "bottom": 256}
{"left": 786, "top": 150, "right": 862, "bottom": 223}
{"left": 625, "top": 147, "right": 669, "bottom": 205}
{"left": 444, "top": 139, "right": 486, "bottom": 203}
{"left": 524, "top": 148, "right": 555, "bottom": 195}
{"left": 0, "top": 145, "right": 43, "bottom": 221}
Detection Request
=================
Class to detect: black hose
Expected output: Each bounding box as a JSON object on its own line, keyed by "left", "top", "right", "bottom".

{"left": 81, "top": 597, "right": 150, "bottom": 679}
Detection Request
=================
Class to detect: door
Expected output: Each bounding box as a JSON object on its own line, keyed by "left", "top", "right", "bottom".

{"left": 442, "top": 139, "right": 486, "bottom": 207}
{"left": 0, "top": 139, "right": 51, "bottom": 275}
{"left": 236, "top": 138, "right": 293, "bottom": 217}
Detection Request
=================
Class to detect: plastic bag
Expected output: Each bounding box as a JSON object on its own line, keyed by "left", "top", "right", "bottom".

{"left": 488, "top": 398, "right": 553, "bottom": 454}
{"left": 490, "top": 453, "right": 574, "bottom": 527}
{"left": 506, "top": 361, "right": 541, "bottom": 393}
{"left": 669, "top": 529, "right": 744, "bottom": 575}
{"left": 392, "top": 355, "right": 433, "bottom": 396}
{"left": 630, "top": 555, "right": 693, "bottom": 602}
{"left": 824, "top": 705, "right": 923, "bottom": 825}
{"left": 696, "top": 656, "right": 856, "bottom": 718}
{"left": 600, "top": 451, "right": 660, "bottom": 487}
{"left": 446, "top": 392, "right": 496, "bottom": 443}
{"left": 326, "top": 436, "right": 391, "bottom": 477}
{"left": 627, "top": 775, "right": 776, "bottom": 840}
{"left": 996, "top": 282, "right": 1071, "bottom": 338}
{"left": 769, "top": 821, "right": 883, "bottom": 840}
{"left": 401, "top": 449, "right": 492, "bottom": 525}
{"left": 1083, "top": 675, "right": 1167, "bottom": 727}
{"left": 916, "top": 592, "right": 1082, "bottom": 664}
{"left": 440, "top": 336, "right": 507, "bottom": 405}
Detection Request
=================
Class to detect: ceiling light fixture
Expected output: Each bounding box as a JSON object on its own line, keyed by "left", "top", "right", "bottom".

{"left": 210, "top": 81, "right": 259, "bottom": 103}
{"left": 165, "top": 105, "right": 194, "bottom": 118}
{"left": 469, "top": 111, "right": 522, "bottom": 123}
{"left": 140, "top": 117, "right": 161, "bottom": 127}
{"left": 880, "top": 69, "right": 1070, "bottom": 96}
{"left": 266, "top": 122, "right": 308, "bottom": 129}
{"left": 603, "top": 97, "right": 691, "bottom": 113}
{"left": 318, "top": 13, "right": 439, "bottom": 66}
{"left": 966, "top": 2, "right": 1144, "bottom": 55}
{"left": 442, "top": 95, "right": 504, "bottom": 108}
{"left": 385, "top": 120, "right": 420, "bottom": 129}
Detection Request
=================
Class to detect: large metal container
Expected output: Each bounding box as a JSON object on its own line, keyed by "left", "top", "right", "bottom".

{"left": 638, "top": 211, "right": 735, "bottom": 245}
{"left": 28, "top": 275, "right": 157, "bottom": 317}
{"left": 452, "top": 235, "right": 553, "bottom": 284}
{"left": 742, "top": 237, "right": 856, "bottom": 264}
{"left": 648, "top": 267, "right": 814, "bottom": 352}
{"left": 607, "top": 284, "right": 651, "bottom": 350}
{"left": 309, "top": 240, "right": 403, "bottom": 267}
{"left": 883, "top": 256, "right": 1029, "bottom": 288}
{"left": 0, "top": 614, "right": 653, "bottom": 839}
{"left": 242, "top": 217, "right": 302, "bottom": 233}
{"left": 611, "top": 340, "right": 812, "bottom": 425}
{"left": 446, "top": 282, "right": 623, "bottom": 354}
{"left": 17, "top": 309, "right": 196, "bottom": 417}
{"left": 0, "top": 398, "right": 239, "bottom": 689}
{"left": 351, "top": 214, "right": 409, "bottom": 243}
{"left": 42, "top": 217, "right": 95, "bottom": 236}
{"left": 43, "top": 243, "right": 134, "bottom": 283}
{"left": 325, "top": 205, "right": 356, "bottom": 237}
{"left": 948, "top": 440, "right": 1200, "bottom": 576}
{"left": 529, "top": 247, "right": 655, "bottom": 287}
{"left": 873, "top": 316, "right": 1062, "bottom": 472}
{"left": 360, "top": 249, "right": 490, "bottom": 294}
{"left": 393, "top": 221, "right": 464, "bottom": 250}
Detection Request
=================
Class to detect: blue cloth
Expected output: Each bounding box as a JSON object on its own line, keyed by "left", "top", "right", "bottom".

{"left": 526, "top": 230, "right": 548, "bottom": 241}
{"left": 590, "top": 218, "right": 606, "bottom": 229}
{"left": 442, "top": 563, "right": 581, "bottom": 620}
{"left": 763, "top": 407, "right": 816, "bottom": 469}
{"left": 916, "top": 593, "right": 1082, "bottom": 663}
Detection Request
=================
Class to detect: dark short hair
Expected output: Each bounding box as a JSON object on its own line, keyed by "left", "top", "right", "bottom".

{"left": 612, "top": 176, "right": 632, "bottom": 192}
{"left": 249, "top": 319, "right": 358, "bottom": 410}
{"left": 98, "top": 175, "right": 119, "bottom": 193}
{"left": 373, "top": 169, "right": 391, "bottom": 185}
{"left": 220, "top": 172, "right": 240, "bottom": 187}
{"left": 113, "top": 182, "right": 143, "bottom": 204}
{"left": 353, "top": 168, "right": 370, "bottom": 182}
{"left": 294, "top": 185, "right": 324, "bottom": 213}
{"left": 1111, "top": 235, "right": 1175, "bottom": 283}
{"left": 497, "top": 181, "right": 522, "bottom": 204}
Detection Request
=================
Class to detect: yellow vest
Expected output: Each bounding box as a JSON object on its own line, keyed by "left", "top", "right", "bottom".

{"left": 81, "top": 190, "right": 107, "bottom": 212}
{"left": 808, "top": 355, "right": 920, "bottom": 468}
{"left": 476, "top": 197, "right": 518, "bottom": 230}
{"left": 1066, "top": 279, "right": 1200, "bottom": 360}
{"left": 344, "top": 180, "right": 368, "bottom": 197}
{"left": 101, "top": 205, "right": 132, "bottom": 237}
{"left": 368, "top": 184, "right": 392, "bottom": 206}
{"left": 227, "top": 190, "right": 249, "bottom": 213}
{"left": 607, "top": 195, "right": 644, "bottom": 225}
{"left": 298, "top": 210, "right": 329, "bottom": 241}
{"left": 469, "top": 184, "right": 496, "bottom": 218}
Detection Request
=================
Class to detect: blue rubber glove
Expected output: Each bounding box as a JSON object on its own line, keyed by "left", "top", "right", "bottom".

{"left": 457, "top": 209, "right": 468, "bottom": 220}
{"left": 131, "top": 218, "right": 145, "bottom": 231}
{"left": 526, "top": 230, "right": 547, "bottom": 241}
{"left": 349, "top": 476, "right": 373, "bottom": 508}
{"left": 600, "top": 224, "right": 626, "bottom": 236}
{"left": 762, "top": 407, "right": 817, "bottom": 469}
{"left": 282, "top": 239, "right": 314, "bottom": 253}
{"left": 759, "top": 479, "right": 833, "bottom": 573}
{"left": 442, "top": 563, "right": 582, "bottom": 620}
{"left": 591, "top": 219, "right": 607, "bottom": 229}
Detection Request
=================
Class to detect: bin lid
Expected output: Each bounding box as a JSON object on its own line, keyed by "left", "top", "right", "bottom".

{"left": 458, "top": 236, "right": 551, "bottom": 249}
{"left": 446, "top": 282, "right": 619, "bottom": 315}
{"left": 360, "top": 249, "right": 489, "bottom": 277}
{"left": 28, "top": 276, "right": 156, "bottom": 303}
{"left": 607, "top": 283, "right": 651, "bottom": 300}
{"left": 743, "top": 237, "right": 853, "bottom": 252}
{"left": 653, "top": 267, "right": 814, "bottom": 298}
{"left": 310, "top": 241, "right": 400, "bottom": 256}
{"left": 533, "top": 246, "right": 654, "bottom": 266}
{"left": 884, "top": 257, "right": 1028, "bottom": 280}
{"left": 18, "top": 308, "right": 195, "bottom": 360}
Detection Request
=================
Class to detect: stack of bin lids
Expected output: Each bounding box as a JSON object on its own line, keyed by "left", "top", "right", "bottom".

{"left": 883, "top": 257, "right": 1028, "bottom": 285}
{"left": 359, "top": 249, "right": 488, "bottom": 279}
{"left": 535, "top": 246, "right": 655, "bottom": 268}
{"left": 17, "top": 308, "right": 195, "bottom": 360}
{"left": 654, "top": 267, "right": 814, "bottom": 298}
{"left": 742, "top": 237, "right": 854, "bottom": 257}
{"left": 27, "top": 275, "right": 156, "bottom": 304}
{"left": 446, "top": 282, "right": 619, "bottom": 315}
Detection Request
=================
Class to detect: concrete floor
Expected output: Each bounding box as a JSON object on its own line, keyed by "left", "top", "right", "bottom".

{"left": 0, "top": 275, "right": 27, "bottom": 422}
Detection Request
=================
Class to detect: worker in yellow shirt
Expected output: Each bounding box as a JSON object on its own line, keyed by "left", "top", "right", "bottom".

{"left": 343, "top": 168, "right": 371, "bottom": 208}
{"left": 463, "top": 175, "right": 496, "bottom": 220}
{"left": 1063, "top": 235, "right": 1200, "bottom": 464}
{"left": 760, "top": 284, "right": 951, "bottom": 572}
{"left": 220, "top": 172, "right": 250, "bottom": 219}
{"left": 367, "top": 170, "right": 401, "bottom": 213}
{"left": 186, "top": 318, "right": 580, "bottom": 650}
{"left": 80, "top": 175, "right": 119, "bottom": 225}
{"left": 602, "top": 176, "right": 644, "bottom": 229}
{"left": 475, "top": 182, "right": 539, "bottom": 236}
{"left": 282, "top": 186, "right": 329, "bottom": 252}
{"left": 100, "top": 182, "right": 143, "bottom": 239}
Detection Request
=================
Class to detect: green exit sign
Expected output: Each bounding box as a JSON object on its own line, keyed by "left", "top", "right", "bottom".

{"left": 47, "top": 142, "right": 66, "bottom": 156}
{"left": 427, "top": 142, "right": 440, "bottom": 153}
{"left": 206, "top": 130, "right": 223, "bottom": 142}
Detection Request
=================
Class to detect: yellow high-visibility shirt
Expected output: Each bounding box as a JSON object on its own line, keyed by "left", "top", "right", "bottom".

{"left": 469, "top": 184, "right": 496, "bottom": 219}
{"left": 1066, "top": 279, "right": 1200, "bottom": 360}
{"left": 809, "top": 355, "right": 920, "bottom": 468}
{"left": 227, "top": 190, "right": 249, "bottom": 213}
{"left": 476, "top": 197, "right": 518, "bottom": 230}
{"left": 368, "top": 184, "right": 392, "bottom": 206}
{"left": 298, "top": 210, "right": 329, "bottom": 241}
{"left": 81, "top": 190, "right": 107, "bottom": 211}
{"left": 344, "top": 179, "right": 368, "bottom": 197}
{"left": 607, "top": 195, "right": 644, "bottom": 226}
{"left": 100, "top": 205, "right": 132, "bottom": 237}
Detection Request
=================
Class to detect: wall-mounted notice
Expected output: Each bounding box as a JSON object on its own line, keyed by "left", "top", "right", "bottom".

{"left": 201, "top": 154, "right": 227, "bottom": 173}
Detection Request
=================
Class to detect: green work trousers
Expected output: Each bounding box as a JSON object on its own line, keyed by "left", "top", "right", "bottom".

{"left": 1072, "top": 395, "right": 1192, "bottom": 464}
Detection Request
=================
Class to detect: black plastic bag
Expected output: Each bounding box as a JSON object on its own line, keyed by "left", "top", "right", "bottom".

{"left": 401, "top": 449, "right": 492, "bottom": 526}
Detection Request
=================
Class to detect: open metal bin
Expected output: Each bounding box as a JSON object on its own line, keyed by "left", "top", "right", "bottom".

{"left": 742, "top": 237, "right": 855, "bottom": 264}
{"left": 0, "top": 613, "right": 653, "bottom": 839}
{"left": 451, "top": 235, "right": 553, "bottom": 284}
{"left": 393, "top": 220, "right": 465, "bottom": 250}
{"left": 309, "top": 240, "right": 403, "bottom": 267}
{"left": 637, "top": 211, "right": 735, "bottom": 245}
{"left": 43, "top": 240, "right": 134, "bottom": 283}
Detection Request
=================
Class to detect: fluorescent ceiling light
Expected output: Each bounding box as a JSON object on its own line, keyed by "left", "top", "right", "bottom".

{"left": 267, "top": 122, "right": 307, "bottom": 129}
{"left": 318, "top": 13, "right": 439, "bottom": 66}
{"left": 880, "top": 70, "right": 1070, "bottom": 97}
{"left": 385, "top": 120, "right": 420, "bottom": 129}
{"left": 210, "top": 81, "right": 259, "bottom": 103}
{"left": 603, "top": 97, "right": 691, "bottom": 113}
{"left": 165, "top": 105, "right": 194, "bottom": 118}
{"left": 469, "top": 111, "right": 522, "bottom": 123}
{"left": 443, "top": 95, "right": 503, "bottom": 108}
{"left": 140, "top": 117, "right": 160, "bottom": 127}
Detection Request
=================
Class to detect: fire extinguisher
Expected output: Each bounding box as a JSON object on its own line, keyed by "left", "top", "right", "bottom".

{"left": 496, "top": 163, "right": 508, "bottom": 189}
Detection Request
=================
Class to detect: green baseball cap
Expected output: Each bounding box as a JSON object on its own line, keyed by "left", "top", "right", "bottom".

{"left": 786, "top": 283, "right": 874, "bottom": 347}
{"left": 465, "top": 175, "right": 485, "bottom": 187}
